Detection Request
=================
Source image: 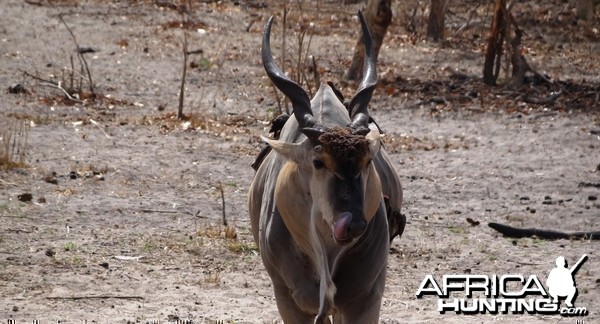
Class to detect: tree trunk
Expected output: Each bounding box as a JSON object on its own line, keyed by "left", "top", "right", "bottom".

{"left": 427, "top": 0, "right": 448, "bottom": 42}
{"left": 345, "top": 0, "right": 392, "bottom": 81}
{"left": 483, "top": 0, "right": 506, "bottom": 86}
{"left": 576, "top": 0, "right": 594, "bottom": 20}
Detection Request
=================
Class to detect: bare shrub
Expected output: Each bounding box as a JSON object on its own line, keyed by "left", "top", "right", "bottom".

{"left": 0, "top": 118, "right": 29, "bottom": 170}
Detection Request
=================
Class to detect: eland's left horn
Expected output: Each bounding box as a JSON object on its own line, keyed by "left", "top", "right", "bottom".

{"left": 262, "top": 16, "right": 316, "bottom": 129}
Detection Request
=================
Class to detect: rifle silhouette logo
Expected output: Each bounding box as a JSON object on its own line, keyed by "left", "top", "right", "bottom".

{"left": 546, "top": 254, "right": 588, "bottom": 308}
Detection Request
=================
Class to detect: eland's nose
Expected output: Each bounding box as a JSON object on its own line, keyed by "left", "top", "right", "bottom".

{"left": 334, "top": 212, "right": 367, "bottom": 243}
{"left": 347, "top": 216, "right": 367, "bottom": 238}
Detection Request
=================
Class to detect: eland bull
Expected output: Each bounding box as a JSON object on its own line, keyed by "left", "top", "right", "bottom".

{"left": 248, "top": 12, "right": 405, "bottom": 323}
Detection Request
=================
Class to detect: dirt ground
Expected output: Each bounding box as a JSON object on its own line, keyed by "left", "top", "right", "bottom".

{"left": 1, "top": 0, "right": 599, "bottom": 323}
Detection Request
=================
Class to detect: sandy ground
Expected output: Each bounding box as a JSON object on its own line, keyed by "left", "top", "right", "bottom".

{"left": 1, "top": 0, "right": 599, "bottom": 323}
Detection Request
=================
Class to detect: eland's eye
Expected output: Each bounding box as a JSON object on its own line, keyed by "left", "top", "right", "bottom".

{"left": 366, "top": 159, "right": 373, "bottom": 167}
{"left": 313, "top": 160, "right": 325, "bottom": 169}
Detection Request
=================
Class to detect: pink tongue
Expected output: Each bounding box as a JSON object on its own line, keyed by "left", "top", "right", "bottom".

{"left": 334, "top": 212, "right": 352, "bottom": 241}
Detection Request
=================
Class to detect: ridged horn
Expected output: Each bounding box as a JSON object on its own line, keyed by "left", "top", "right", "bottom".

{"left": 348, "top": 11, "right": 377, "bottom": 132}
{"left": 262, "top": 16, "right": 316, "bottom": 129}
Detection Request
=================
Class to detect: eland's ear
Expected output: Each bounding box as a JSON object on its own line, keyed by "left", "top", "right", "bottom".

{"left": 261, "top": 136, "right": 312, "bottom": 166}
{"left": 366, "top": 124, "right": 381, "bottom": 155}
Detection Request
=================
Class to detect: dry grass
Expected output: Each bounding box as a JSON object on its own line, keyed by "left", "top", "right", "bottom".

{"left": 204, "top": 271, "right": 222, "bottom": 285}
{"left": 196, "top": 223, "right": 257, "bottom": 254}
{"left": 197, "top": 225, "right": 223, "bottom": 239}
{"left": 224, "top": 225, "right": 237, "bottom": 240}
{"left": 226, "top": 241, "right": 258, "bottom": 254}
{"left": 143, "top": 112, "right": 259, "bottom": 136}
{"left": 0, "top": 118, "right": 29, "bottom": 170}
{"left": 197, "top": 224, "right": 238, "bottom": 240}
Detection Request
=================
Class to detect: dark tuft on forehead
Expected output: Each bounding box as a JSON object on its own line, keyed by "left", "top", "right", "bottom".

{"left": 317, "top": 127, "right": 370, "bottom": 175}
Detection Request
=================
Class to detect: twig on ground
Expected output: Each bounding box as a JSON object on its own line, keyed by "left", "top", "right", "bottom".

{"left": 17, "top": 69, "right": 54, "bottom": 85}
{"left": 139, "top": 209, "right": 204, "bottom": 218}
{"left": 6, "top": 228, "right": 33, "bottom": 233}
{"left": 154, "top": 0, "right": 178, "bottom": 10}
{"left": 0, "top": 215, "right": 35, "bottom": 219}
{"left": 123, "top": 273, "right": 140, "bottom": 281}
{"left": 521, "top": 90, "right": 562, "bottom": 105}
{"left": 140, "top": 209, "right": 182, "bottom": 214}
{"left": 0, "top": 179, "right": 17, "bottom": 186}
{"left": 155, "top": 226, "right": 181, "bottom": 232}
{"left": 47, "top": 295, "right": 144, "bottom": 300}
{"left": 24, "top": 0, "right": 43, "bottom": 5}
{"left": 514, "top": 261, "right": 543, "bottom": 266}
{"left": 488, "top": 222, "right": 600, "bottom": 240}
{"left": 114, "top": 255, "right": 143, "bottom": 261}
{"left": 18, "top": 69, "right": 83, "bottom": 103}
{"left": 89, "top": 118, "right": 111, "bottom": 138}
{"left": 45, "top": 82, "right": 83, "bottom": 103}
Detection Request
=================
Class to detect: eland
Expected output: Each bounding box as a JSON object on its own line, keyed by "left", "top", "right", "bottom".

{"left": 248, "top": 12, "right": 404, "bottom": 323}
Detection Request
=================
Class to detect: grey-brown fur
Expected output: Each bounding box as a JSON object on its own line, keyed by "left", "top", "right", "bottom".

{"left": 248, "top": 12, "right": 404, "bottom": 323}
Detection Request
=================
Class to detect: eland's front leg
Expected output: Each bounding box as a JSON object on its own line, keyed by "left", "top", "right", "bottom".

{"left": 271, "top": 281, "right": 316, "bottom": 324}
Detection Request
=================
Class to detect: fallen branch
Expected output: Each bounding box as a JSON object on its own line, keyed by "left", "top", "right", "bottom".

{"left": 0, "top": 215, "right": 36, "bottom": 220}
{"left": 0, "top": 179, "right": 17, "bottom": 186}
{"left": 89, "top": 118, "right": 111, "bottom": 138}
{"left": 43, "top": 82, "right": 83, "bottom": 103}
{"left": 47, "top": 295, "right": 144, "bottom": 300}
{"left": 17, "top": 69, "right": 54, "bottom": 84}
{"left": 139, "top": 209, "right": 204, "bottom": 218}
{"left": 488, "top": 222, "right": 600, "bottom": 240}
{"left": 140, "top": 209, "right": 182, "bottom": 214}
{"left": 521, "top": 90, "right": 562, "bottom": 105}
{"left": 579, "top": 182, "right": 600, "bottom": 188}
{"left": 6, "top": 228, "right": 33, "bottom": 233}
{"left": 24, "top": 0, "right": 43, "bottom": 5}
{"left": 154, "top": 0, "right": 178, "bottom": 10}
{"left": 18, "top": 69, "right": 82, "bottom": 103}
{"left": 114, "top": 255, "right": 143, "bottom": 261}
